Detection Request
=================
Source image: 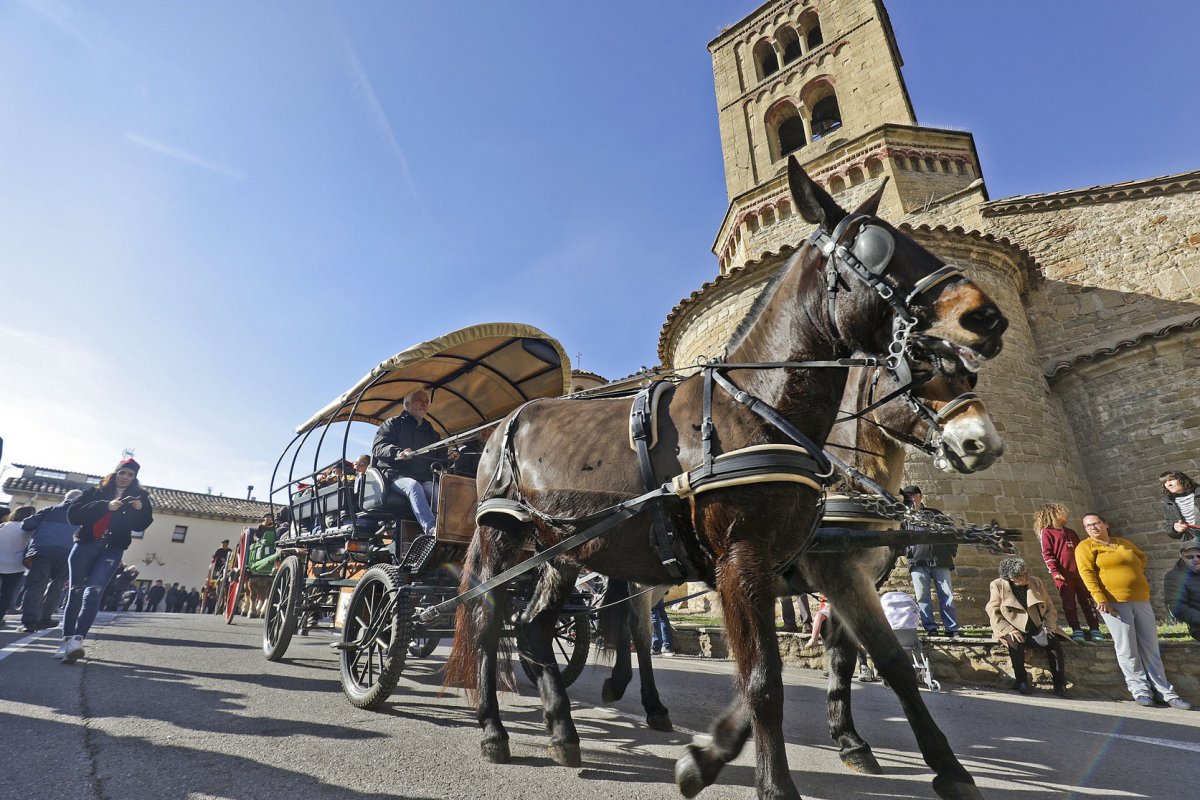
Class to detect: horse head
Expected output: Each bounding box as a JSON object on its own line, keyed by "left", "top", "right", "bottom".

{"left": 788, "top": 157, "right": 1008, "bottom": 375}
{"left": 863, "top": 357, "right": 1004, "bottom": 475}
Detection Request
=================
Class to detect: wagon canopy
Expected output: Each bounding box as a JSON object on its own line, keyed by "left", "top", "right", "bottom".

{"left": 295, "top": 322, "right": 571, "bottom": 437}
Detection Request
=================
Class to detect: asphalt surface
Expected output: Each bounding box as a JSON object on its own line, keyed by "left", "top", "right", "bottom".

{"left": 2, "top": 612, "right": 1198, "bottom": 800}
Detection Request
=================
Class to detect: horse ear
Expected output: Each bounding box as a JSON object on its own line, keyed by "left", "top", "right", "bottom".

{"left": 854, "top": 177, "right": 890, "bottom": 218}
{"left": 788, "top": 156, "right": 844, "bottom": 229}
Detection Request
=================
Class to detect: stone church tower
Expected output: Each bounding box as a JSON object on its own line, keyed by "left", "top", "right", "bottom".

{"left": 659, "top": 0, "right": 1200, "bottom": 621}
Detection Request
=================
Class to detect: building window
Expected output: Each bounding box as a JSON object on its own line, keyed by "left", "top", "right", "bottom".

{"left": 34, "top": 469, "right": 67, "bottom": 480}
{"left": 810, "top": 94, "right": 842, "bottom": 140}
{"left": 753, "top": 40, "right": 779, "bottom": 80}
{"left": 806, "top": 23, "right": 824, "bottom": 50}
{"left": 86, "top": 476, "right": 101, "bottom": 485}
{"left": 131, "top": 529, "right": 144, "bottom": 539}
{"left": 172, "top": 525, "right": 188, "bottom": 543}
{"left": 777, "top": 117, "right": 807, "bottom": 156}
{"left": 777, "top": 27, "right": 802, "bottom": 65}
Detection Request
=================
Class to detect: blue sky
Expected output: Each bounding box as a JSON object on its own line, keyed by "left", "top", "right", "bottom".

{"left": 1, "top": 1, "right": 1197, "bottom": 500}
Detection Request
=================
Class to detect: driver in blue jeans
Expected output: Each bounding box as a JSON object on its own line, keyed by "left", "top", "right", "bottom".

{"left": 902, "top": 485, "right": 961, "bottom": 638}
{"left": 372, "top": 388, "right": 447, "bottom": 536}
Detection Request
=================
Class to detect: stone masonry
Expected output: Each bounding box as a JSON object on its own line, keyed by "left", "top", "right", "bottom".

{"left": 657, "top": 0, "right": 1199, "bottom": 625}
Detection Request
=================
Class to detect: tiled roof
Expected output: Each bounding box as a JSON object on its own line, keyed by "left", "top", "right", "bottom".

{"left": 982, "top": 170, "right": 1200, "bottom": 216}
{"left": 4, "top": 465, "right": 272, "bottom": 522}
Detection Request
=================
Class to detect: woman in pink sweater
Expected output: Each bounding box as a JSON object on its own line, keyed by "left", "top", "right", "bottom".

{"left": 1036, "top": 503, "right": 1102, "bottom": 642}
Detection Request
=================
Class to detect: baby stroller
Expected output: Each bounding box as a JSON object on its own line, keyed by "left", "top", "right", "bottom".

{"left": 881, "top": 591, "right": 941, "bottom": 692}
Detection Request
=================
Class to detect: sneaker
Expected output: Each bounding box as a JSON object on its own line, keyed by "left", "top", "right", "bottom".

{"left": 1167, "top": 698, "right": 1193, "bottom": 711}
{"left": 21, "top": 625, "right": 39, "bottom": 633}
{"left": 946, "top": 630, "right": 962, "bottom": 640}
{"left": 1070, "top": 629, "right": 1086, "bottom": 643}
{"left": 1090, "top": 630, "right": 1105, "bottom": 642}
{"left": 1134, "top": 695, "right": 1155, "bottom": 707}
{"left": 858, "top": 666, "right": 877, "bottom": 683}
{"left": 661, "top": 648, "right": 675, "bottom": 658}
{"left": 61, "top": 636, "right": 85, "bottom": 664}
{"left": 650, "top": 649, "right": 662, "bottom": 656}
{"left": 54, "top": 640, "right": 70, "bottom": 660}
{"left": 1053, "top": 685, "right": 1069, "bottom": 698}
{"left": 1016, "top": 681, "right": 1032, "bottom": 695}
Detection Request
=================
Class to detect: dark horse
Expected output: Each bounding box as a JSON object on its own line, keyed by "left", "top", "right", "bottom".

{"left": 445, "top": 158, "right": 1008, "bottom": 800}
{"left": 598, "top": 355, "right": 1003, "bottom": 757}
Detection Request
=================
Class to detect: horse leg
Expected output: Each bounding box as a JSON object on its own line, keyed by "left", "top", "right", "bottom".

{"left": 676, "top": 544, "right": 799, "bottom": 800}
{"left": 599, "top": 579, "right": 634, "bottom": 704}
{"left": 832, "top": 590, "right": 982, "bottom": 800}
{"left": 822, "top": 613, "right": 882, "bottom": 774}
{"left": 520, "top": 562, "right": 582, "bottom": 767}
{"left": 629, "top": 588, "right": 673, "bottom": 731}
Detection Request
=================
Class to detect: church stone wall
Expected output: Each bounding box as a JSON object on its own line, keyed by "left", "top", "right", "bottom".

{"left": 983, "top": 186, "right": 1200, "bottom": 369}
{"left": 1050, "top": 330, "right": 1200, "bottom": 612}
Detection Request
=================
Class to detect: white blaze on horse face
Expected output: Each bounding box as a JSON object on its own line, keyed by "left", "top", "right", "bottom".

{"left": 937, "top": 407, "right": 1004, "bottom": 473}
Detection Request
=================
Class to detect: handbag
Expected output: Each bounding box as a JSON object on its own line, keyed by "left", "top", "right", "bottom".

{"left": 1030, "top": 625, "right": 1051, "bottom": 647}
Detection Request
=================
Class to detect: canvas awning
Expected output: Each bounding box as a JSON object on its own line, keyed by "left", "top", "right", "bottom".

{"left": 295, "top": 322, "right": 571, "bottom": 437}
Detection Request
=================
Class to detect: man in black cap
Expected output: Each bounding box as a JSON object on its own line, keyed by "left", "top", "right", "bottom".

{"left": 1164, "top": 537, "right": 1200, "bottom": 641}
{"left": 901, "top": 485, "right": 961, "bottom": 638}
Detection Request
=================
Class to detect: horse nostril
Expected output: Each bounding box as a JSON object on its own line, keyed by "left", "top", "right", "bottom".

{"left": 963, "top": 438, "right": 986, "bottom": 454}
{"left": 961, "top": 304, "right": 1007, "bottom": 334}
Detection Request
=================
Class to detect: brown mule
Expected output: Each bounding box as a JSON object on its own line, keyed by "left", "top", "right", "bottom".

{"left": 445, "top": 157, "right": 1007, "bottom": 800}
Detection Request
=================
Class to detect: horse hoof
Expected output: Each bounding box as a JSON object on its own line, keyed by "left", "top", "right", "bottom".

{"left": 602, "top": 679, "right": 624, "bottom": 704}
{"left": 839, "top": 747, "right": 882, "bottom": 775}
{"left": 549, "top": 742, "right": 582, "bottom": 768}
{"left": 675, "top": 747, "right": 706, "bottom": 799}
{"left": 933, "top": 776, "right": 984, "bottom": 800}
{"left": 481, "top": 739, "right": 511, "bottom": 764}
{"left": 647, "top": 712, "right": 674, "bottom": 732}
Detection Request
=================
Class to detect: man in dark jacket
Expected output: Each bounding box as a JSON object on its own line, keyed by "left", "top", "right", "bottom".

{"left": 19, "top": 489, "right": 83, "bottom": 631}
{"left": 1164, "top": 537, "right": 1200, "bottom": 641}
{"left": 371, "top": 388, "right": 446, "bottom": 535}
{"left": 902, "top": 486, "right": 961, "bottom": 637}
{"left": 145, "top": 580, "right": 166, "bottom": 612}
{"left": 1160, "top": 471, "right": 1200, "bottom": 540}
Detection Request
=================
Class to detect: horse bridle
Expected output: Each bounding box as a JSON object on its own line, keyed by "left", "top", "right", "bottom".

{"left": 809, "top": 213, "right": 965, "bottom": 387}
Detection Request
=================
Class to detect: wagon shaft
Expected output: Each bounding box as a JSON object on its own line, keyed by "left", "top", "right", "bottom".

{"left": 808, "top": 525, "right": 1022, "bottom": 552}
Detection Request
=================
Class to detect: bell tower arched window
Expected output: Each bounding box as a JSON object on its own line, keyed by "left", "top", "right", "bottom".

{"left": 810, "top": 94, "right": 842, "bottom": 140}
{"left": 778, "top": 117, "right": 807, "bottom": 156}
{"left": 753, "top": 40, "right": 779, "bottom": 80}
{"left": 765, "top": 100, "right": 807, "bottom": 162}
{"left": 806, "top": 23, "right": 824, "bottom": 50}
{"left": 777, "top": 27, "right": 802, "bottom": 65}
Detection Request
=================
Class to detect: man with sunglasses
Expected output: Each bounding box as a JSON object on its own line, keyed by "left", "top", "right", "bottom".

{"left": 1164, "top": 537, "right": 1200, "bottom": 642}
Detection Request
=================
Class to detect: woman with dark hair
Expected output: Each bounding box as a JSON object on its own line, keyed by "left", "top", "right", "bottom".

{"left": 986, "top": 556, "right": 1070, "bottom": 696}
{"left": 60, "top": 458, "right": 153, "bottom": 663}
{"left": 1160, "top": 471, "right": 1200, "bottom": 540}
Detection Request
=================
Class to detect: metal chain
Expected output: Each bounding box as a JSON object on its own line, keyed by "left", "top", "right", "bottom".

{"left": 835, "top": 480, "right": 1017, "bottom": 555}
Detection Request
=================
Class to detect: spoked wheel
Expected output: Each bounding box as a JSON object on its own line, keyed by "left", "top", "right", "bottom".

{"left": 408, "top": 636, "right": 441, "bottom": 658}
{"left": 517, "top": 612, "right": 592, "bottom": 688}
{"left": 263, "top": 555, "right": 303, "bottom": 661}
{"left": 224, "top": 532, "right": 250, "bottom": 624}
{"left": 339, "top": 565, "right": 411, "bottom": 710}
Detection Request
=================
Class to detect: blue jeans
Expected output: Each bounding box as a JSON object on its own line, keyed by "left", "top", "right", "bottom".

{"left": 63, "top": 539, "right": 124, "bottom": 639}
{"left": 650, "top": 600, "right": 674, "bottom": 651}
{"left": 20, "top": 551, "right": 69, "bottom": 627}
{"left": 909, "top": 566, "right": 959, "bottom": 634}
{"left": 390, "top": 477, "right": 436, "bottom": 534}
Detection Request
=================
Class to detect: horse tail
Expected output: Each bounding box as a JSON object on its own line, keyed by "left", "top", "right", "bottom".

{"left": 594, "top": 578, "right": 631, "bottom": 661}
{"left": 444, "top": 532, "right": 485, "bottom": 700}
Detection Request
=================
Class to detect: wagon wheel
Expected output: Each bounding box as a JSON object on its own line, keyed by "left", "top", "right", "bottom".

{"left": 263, "top": 555, "right": 303, "bottom": 661}
{"left": 517, "top": 612, "right": 592, "bottom": 688}
{"left": 224, "top": 532, "right": 250, "bottom": 624}
{"left": 408, "top": 636, "right": 441, "bottom": 658}
{"left": 339, "top": 565, "right": 411, "bottom": 710}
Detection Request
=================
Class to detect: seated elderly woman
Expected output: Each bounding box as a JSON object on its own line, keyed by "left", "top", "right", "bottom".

{"left": 986, "top": 556, "right": 1071, "bottom": 697}
{"left": 371, "top": 388, "right": 446, "bottom": 536}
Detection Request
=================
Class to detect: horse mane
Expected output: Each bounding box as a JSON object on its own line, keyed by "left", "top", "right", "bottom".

{"left": 722, "top": 254, "right": 795, "bottom": 357}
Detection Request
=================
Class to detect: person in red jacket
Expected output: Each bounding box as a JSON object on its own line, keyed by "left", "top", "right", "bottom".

{"left": 1035, "top": 502, "right": 1102, "bottom": 643}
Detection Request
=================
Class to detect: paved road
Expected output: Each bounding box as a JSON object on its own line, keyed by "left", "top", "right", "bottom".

{"left": 2, "top": 612, "right": 1197, "bottom": 800}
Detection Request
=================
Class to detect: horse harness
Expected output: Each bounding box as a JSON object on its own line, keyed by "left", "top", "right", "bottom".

{"left": 418, "top": 214, "right": 975, "bottom": 622}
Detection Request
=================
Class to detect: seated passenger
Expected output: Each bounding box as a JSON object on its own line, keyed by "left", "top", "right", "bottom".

{"left": 449, "top": 425, "right": 496, "bottom": 479}
{"left": 371, "top": 388, "right": 445, "bottom": 535}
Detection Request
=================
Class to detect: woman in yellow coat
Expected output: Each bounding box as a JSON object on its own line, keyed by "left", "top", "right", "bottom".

{"left": 986, "top": 556, "right": 1070, "bottom": 696}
